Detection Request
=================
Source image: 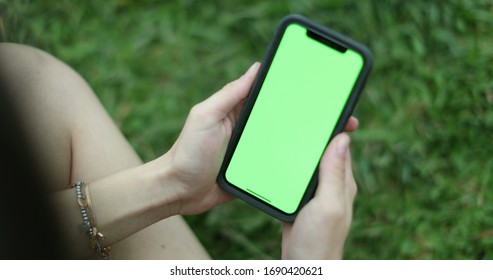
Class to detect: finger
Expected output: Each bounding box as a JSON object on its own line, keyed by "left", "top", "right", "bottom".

{"left": 201, "top": 62, "right": 260, "bottom": 119}
{"left": 344, "top": 116, "right": 359, "bottom": 132}
{"left": 344, "top": 150, "right": 357, "bottom": 202}
{"left": 316, "top": 133, "right": 350, "bottom": 199}
{"left": 228, "top": 97, "right": 248, "bottom": 126}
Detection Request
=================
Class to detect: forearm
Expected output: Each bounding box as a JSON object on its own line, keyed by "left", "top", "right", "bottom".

{"left": 51, "top": 156, "right": 180, "bottom": 258}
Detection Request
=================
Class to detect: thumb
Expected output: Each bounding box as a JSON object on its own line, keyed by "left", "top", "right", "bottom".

{"left": 316, "top": 133, "right": 350, "bottom": 199}
{"left": 201, "top": 62, "right": 260, "bottom": 119}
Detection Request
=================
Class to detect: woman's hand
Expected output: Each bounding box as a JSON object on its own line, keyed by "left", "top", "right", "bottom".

{"left": 160, "top": 62, "right": 261, "bottom": 215}
{"left": 281, "top": 131, "right": 358, "bottom": 259}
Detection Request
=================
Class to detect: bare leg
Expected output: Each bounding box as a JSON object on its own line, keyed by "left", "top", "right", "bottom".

{"left": 0, "top": 43, "right": 209, "bottom": 259}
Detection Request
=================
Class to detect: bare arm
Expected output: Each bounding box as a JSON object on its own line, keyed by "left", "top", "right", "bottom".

{"left": 50, "top": 62, "right": 261, "bottom": 258}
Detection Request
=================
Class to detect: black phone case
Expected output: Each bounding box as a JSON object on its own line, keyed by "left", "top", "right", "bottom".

{"left": 217, "top": 14, "right": 373, "bottom": 222}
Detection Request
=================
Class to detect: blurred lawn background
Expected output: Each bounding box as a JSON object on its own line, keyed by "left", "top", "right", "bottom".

{"left": 1, "top": 0, "right": 492, "bottom": 259}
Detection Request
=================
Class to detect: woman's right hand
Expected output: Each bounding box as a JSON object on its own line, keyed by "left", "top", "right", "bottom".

{"left": 281, "top": 132, "right": 358, "bottom": 259}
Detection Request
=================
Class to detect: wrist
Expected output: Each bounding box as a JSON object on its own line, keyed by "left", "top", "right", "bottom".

{"left": 152, "top": 153, "right": 187, "bottom": 216}
{"left": 155, "top": 150, "right": 232, "bottom": 216}
{"left": 83, "top": 157, "right": 185, "bottom": 244}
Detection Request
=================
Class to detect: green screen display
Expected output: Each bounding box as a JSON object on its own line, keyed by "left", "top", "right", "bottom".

{"left": 225, "top": 24, "right": 364, "bottom": 214}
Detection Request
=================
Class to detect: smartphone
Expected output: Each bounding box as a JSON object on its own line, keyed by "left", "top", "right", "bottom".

{"left": 217, "top": 14, "right": 372, "bottom": 222}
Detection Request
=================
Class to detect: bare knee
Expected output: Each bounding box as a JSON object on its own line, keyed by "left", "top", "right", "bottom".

{"left": 0, "top": 43, "right": 90, "bottom": 103}
{"left": 0, "top": 43, "right": 95, "bottom": 191}
{"left": 0, "top": 43, "right": 99, "bottom": 131}
{"left": 0, "top": 43, "right": 59, "bottom": 84}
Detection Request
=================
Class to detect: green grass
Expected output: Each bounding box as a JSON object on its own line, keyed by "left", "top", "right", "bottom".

{"left": 2, "top": 0, "right": 492, "bottom": 259}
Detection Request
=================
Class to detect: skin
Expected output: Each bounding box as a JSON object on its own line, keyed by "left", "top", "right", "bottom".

{"left": 282, "top": 134, "right": 357, "bottom": 259}
{"left": 1, "top": 43, "right": 358, "bottom": 259}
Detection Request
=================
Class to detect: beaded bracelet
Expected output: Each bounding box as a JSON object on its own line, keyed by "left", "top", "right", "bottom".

{"left": 73, "top": 181, "right": 110, "bottom": 259}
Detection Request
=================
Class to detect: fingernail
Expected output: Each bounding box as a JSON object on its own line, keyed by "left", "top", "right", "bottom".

{"left": 337, "top": 134, "right": 350, "bottom": 158}
{"left": 245, "top": 62, "right": 260, "bottom": 76}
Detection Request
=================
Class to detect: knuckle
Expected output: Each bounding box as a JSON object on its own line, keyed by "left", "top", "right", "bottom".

{"left": 222, "top": 80, "right": 238, "bottom": 91}
{"left": 189, "top": 103, "right": 216, "bottom": 125}
{"left": 319, "top": 202, "right": 346, "bottom": 222}
{"left": 189, "top": 103, "right": 205, "bottom": 117}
